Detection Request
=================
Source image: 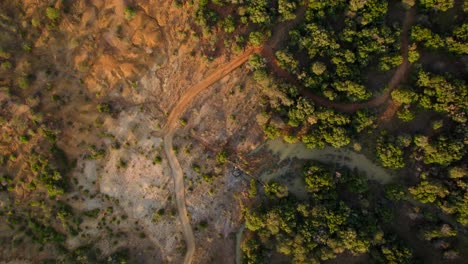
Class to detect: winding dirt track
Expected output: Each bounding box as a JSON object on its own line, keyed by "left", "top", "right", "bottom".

{"left": 163, "top": 47, "right": 259, "bottom": 264}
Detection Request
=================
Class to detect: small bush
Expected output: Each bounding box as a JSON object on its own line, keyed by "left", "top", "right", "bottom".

{"left": 124, "top": 7, "right": 136, "bottom": 20}
{"left": 216, "top": 151, "right": 228, "bottom": 164}
{"left": 17, "top": 76, "right": 30, "bottom": 89}
{"left": 19, "top": 135, "right": 30, "bottom": 143}
{"left": 153, "top": 156, "right": 162, "bottom": 164}
{"left": 46, "top": 7, "right": 60, "bottom": 20}
{"left": 1, "top": 61, "right": 12, "bottom": 70}
{"left": 97, "top": 103, "right": 111, "bottom": 113}
{"left": 0, "top": 48, "right": 11, "bottom": 59}
{"left": 192, "top": 164, "right": 201, "bottom": 173}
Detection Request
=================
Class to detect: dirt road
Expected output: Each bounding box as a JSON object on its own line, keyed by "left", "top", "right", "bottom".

{"left": 163, "top": 47, "right": 258, "bottom": 264}
{"left": 163, "top": 132, "right": 195, "bottom": 264}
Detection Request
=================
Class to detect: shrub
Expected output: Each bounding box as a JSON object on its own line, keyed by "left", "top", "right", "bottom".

{"left": 153, "top": 156, "right": 162, "bottom": 164}
{"left": 0, "top": 48, "right": 11, "bottom": 59}
{"left": 248, "top": 179, "right": 257, "bottom": 197}
{"left": 124, "top": 7, "right": 136, "bottom": 20}
{"left": 31, "top": 18, "right": 40, "bottom": 27}
{"left": 385, "top": 184, "right": 407, "bottom": 201}
{"left": 97, "top": 103, "right": 111, "bottom": 113}
{"left": 1, "top": 61, "right": 12, "bottom": 70}
{"left": 19, "top": 135, "right": 30, "bottom": 143}
{"left": 46, "top": 7, "right": 60, "bottom": 20}
{"left": 263, "top": 124, "right": 281, "bottom": 139}
{"left": 376, "top": 142, "right": 405, "bottom": 169}
{"left": 17, "top": 76, "right": 30, "bottom": 89}
{"left": 216, "top": 150, "right": 228, "bottom": 164}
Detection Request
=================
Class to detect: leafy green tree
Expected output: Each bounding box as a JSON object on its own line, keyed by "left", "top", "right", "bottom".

{"left": 263, "top": 124, "right": 281, "bottom": 139}
{"left": 249, "top": 31, "right": 267, "bottom": 46}
{"left": 416, "top": 71, "right": 467, "bottom": 123}
{"left": 322, "top": 126, "right": 351, "bottom": 148}
{"left": 402, "top": 0, "right": 416, "bottom": 8}
{"left": 245, "top": 211, "right": 265, "bottom": 231}
{"left": 397, "top": 107, "right": 415, "bottom": 122}
{"left": 415, "top": 136, "right": 464, "bottom": 166}
{"left": 419, "top": 0, "right": 454, "bottom": 11}
{"left": 391, "top": 88, "right": 418, "bottom": 104}
{"left": 376, "top": 141, "right": 405, "bottom": 169}
{"left": 287, "top": 98, "right": 315, "bottom": 127}
{"left": 247, "top": 54, "right": 266, "bottom": 70}
{"left": 339, "top": 228, "right": 370, "bottom": 255}
{"left": 247, "top": 0, "right": 272, "bottom": 25}
{"left": 298, "top": 23, "right": 340, "bottom": 58}
{"left": 278, "top": 0, "right": 298, "bottom": 21}
{"left": 379, "top": 55, "right": 403, "bottom": 71}
{"left": 276, "top": 50, "right": 299, "bottom": 73}
{"left": 409, "top": 180, "right": 449, "bottom": 203}
{"left": 301, "top": 132, "right": 326, "bottom": 149}
{"left": 333, "top": 80, "right": 371, "bottom": 101}
{"left": 422, "top": 224, "right": 457, "bottom": 241}
{"left": 311, "top": 61, "right": 326, "bottom": 75}
{"left": 353, "top": 110, "right": 375, "bottom": 132}
{"left": 446, "top": 23, "right": 468, "bottom": 55}
{"left": 411, "top": 26, "right": 445, "bottom": 49}
{"left": 449, "top": 167, "right": 466, "bottom": 179}
{"left": 408, "top": 49, "right": 420, "bottom": 63}
{"left": 220, "top": 15, "right": 235, "bottom": 33}
{"left": 385, "top": 183, "right": 407, "bottom": 201}
{"left": 316, "top": 109, "right": 350, "bottom": 126}
{"left": 264, "top": 182, "right": 289, "bottom": 198}
{"left": 304, "top": 164, "right": 334, "bottom": 193}
{"left": 380, "top": 243, "right": 413, "bottom": 264}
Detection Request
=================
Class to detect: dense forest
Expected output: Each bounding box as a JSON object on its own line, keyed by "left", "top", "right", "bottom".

{"left": 192, "top": 0, "right": 467, "bottom": 263}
